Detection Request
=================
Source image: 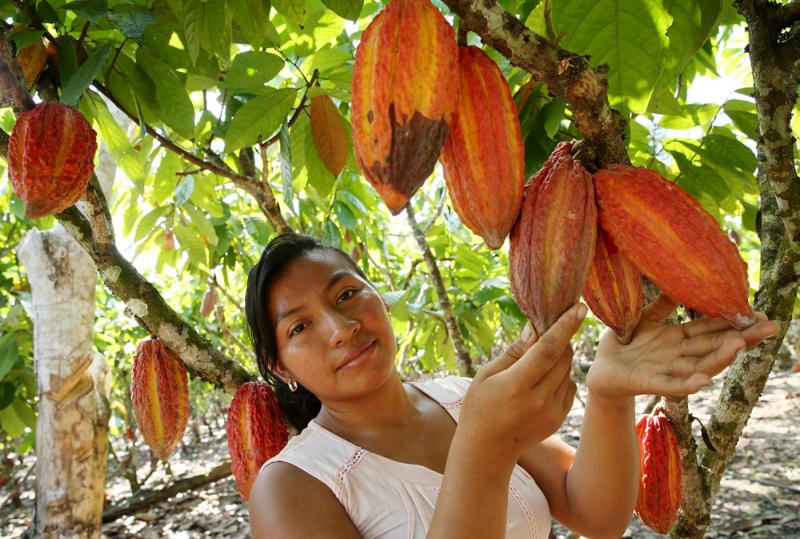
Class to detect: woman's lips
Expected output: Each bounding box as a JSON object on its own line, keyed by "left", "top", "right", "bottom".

{"left": 338, "top": 340, "right": 377, "bottom": 370}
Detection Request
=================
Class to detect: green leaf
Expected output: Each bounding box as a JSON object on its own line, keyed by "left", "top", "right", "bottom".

{"left": 659, "top": 103, "right": 720, "bottom": 129}
{"left": 321, "top": 0, "right": 362, "bottom": 20}
{"left": 63, "top": 0, "right": 108, "bottom": 22}
{"left": 670, "top": 150, "right": 729, "bottom": 208}
{"left": 108, "top": 7, "right": 158, "bottom": 40}
{"left": 322, "top": 219, "right": 342, "bottom": 248}
{"left": 660, "top": 0, "right": 723, "bottom": 81}
{"left": 273, "top": 0, "right": 306, "bottom": 24}
{"left": 279, "top": 121, "right": 294, "bottom": 207}
{"left": 135, "top": 206, "right": 170, "bottom": 242}
{"left": 136, "top": 47, "right": 195, "bottom": 139}
{"left": 83, "top": 92, "right": 148, "bottom": 184}
{"left": 0, "top": 382, "right": 15, "bottom": 411}
{"left": 224, "top": 88, "right": 297, "bottom": 151}
{"left": 225, "top": 51, "right": 284, "bottom": 91}
{"left": 184, "top": 204, "right": 219, "bottom": 246}
{"left": 334, "top": 201, "right": 357, "bottom": 229}
{"left": 229, "top": 0, "right": 273, "bottom": 46}
{"left": 60, "top": 44, "right": 112, "bottom": 106}
{"left": 723, "top": 99, "right": 758, "bottom": 139}
{"left": 175, "top": 176, "right": 195, "bottom": 206}
{"left": 0, "top": 400, "right": 25, "bottom": 438}
{"left": 704, "top": 132, "right": 757, "bottom": 174}
{"left": 0, "top": 340, "right": 19, "bottom": 382}
{"left": 12, "top": 399, "right": 36, "bottom": 429}
{"left": 540, "top": 100, "right": 565, "bottom": 138}
{"left": 174, "top": 224, "right": 208, "bottom": 267}
{"left": 552, "top": 0, "right": 671, "bottom": 114}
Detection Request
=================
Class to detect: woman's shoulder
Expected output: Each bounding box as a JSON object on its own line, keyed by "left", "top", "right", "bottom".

{"left": 412, "top": 374, "right": 473, "bottom": 402}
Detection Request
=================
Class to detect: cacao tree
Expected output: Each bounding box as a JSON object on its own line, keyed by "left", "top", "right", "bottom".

{"left": 0, "top": 0, "right": 798, "bottom": 537}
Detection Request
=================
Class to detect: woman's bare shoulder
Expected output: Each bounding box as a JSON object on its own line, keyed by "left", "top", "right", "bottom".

{"left": 248, "top": 462, "right": 361, "bottom": 539}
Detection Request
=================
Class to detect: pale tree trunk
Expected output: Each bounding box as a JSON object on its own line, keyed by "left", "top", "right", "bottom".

{"left": 17, "top": 225, "right": 110, "bottom": 539}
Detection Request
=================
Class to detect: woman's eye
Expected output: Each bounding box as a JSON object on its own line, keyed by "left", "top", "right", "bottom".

{"left": 337, "top": 288, "right": 357, "bottom": 303}
{"left": 289, "top": 322, "right": 307, "bottom": 337}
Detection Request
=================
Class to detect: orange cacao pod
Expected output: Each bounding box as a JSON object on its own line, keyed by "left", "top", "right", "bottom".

{"left": 635, "top": 408, "right": 682, "bottom": 534}
{"left": 226, "top": 381, "right": 288, "bottom": 501}
{"left": 352, "top": 0, "right": 458, "bottom": 214}
{"left": 583, "top": 228, "right": 643, "bottom": 343}
{"left": 16, "top": 40, "right": 48, "bottom": 89}
{"left": 509, "top": 147, "right": 597, "bottom": 336}
{"left": 8, "top": 102, "right": 97, "bottom": 218}
{"left": 131, "top": 339, "right": 189, "bottom": 461}
{"left": 439, "top": 46, "right": 524, "bottom": 250}
{"left": 594, "top": 165, "right": 755, "bottom": 329}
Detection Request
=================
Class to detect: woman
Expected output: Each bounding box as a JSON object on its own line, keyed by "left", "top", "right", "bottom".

{"left": 245, "top": 232, "right": 778, "bottom": 538}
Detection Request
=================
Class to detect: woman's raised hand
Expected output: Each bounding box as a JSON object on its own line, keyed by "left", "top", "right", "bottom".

{"left": 457, "top": 304, "right": 585, "bottom": 463}
{"left": 587, "top": 295, "right": 780, "bottom": 399}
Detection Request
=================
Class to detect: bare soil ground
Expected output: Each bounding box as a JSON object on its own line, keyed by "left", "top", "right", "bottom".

{"left": 1, "top": 368, "right": 798, "bottom": 538}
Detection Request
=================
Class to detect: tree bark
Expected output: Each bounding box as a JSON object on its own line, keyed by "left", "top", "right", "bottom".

{"left": 17, "top": 225, "right": 110, "bottom": 539}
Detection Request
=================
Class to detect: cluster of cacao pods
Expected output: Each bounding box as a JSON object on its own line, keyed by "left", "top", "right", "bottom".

{"left": 131, "top": 339, "right": 289, "bottom": 500}
{"left": 8, "top": 102, "right": 97, "bottom": 219}
{"left": 352, "top": 0, "right": 524, "bottom": 251}
{"left": 509, "top": 144, "right": 755, "bottom": 340}
{"left": 635, "top": 408, "right": 682, "bottom": 534}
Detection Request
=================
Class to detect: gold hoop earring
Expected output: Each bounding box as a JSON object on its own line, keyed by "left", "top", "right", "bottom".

{"left": 287, "top": 379, "right": 298, "bottom": 392}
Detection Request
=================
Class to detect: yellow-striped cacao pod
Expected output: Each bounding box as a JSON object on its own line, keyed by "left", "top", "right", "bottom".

{"left": 636, "top": 408, "right": 682, "bottom": 534}
{"left": 131, "top": 339, "right": 189, "bottom": 461}
{"left": 352, "top": 0, "right": 458, "bottom": 214}
{"left": 510, "top": 146, "right": 597, "bottom": 337}
{"left": 583, "top": 228, "right": 643, "bottom": 343}
{"left": 226, "top": 381, "right": 288, "bottom": 501}
{"left": 594, "top": 165, "right": 755, "bottom": 329}
{"left": 440, "top": 46, "right": 524, "bottom": 250}
{"left": 8, "top": 102, "right": 97, "bottom": 218}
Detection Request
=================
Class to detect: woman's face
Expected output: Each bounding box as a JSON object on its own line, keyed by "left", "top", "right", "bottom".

{"left": 267, "top": 249, "right": 397, "bottom": 401}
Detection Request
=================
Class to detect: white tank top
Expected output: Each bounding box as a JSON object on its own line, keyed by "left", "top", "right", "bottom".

{"left": 263, "top": 376, "right": 552, "bottom": 538}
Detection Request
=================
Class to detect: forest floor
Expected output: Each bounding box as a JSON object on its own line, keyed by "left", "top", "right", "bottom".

{"left": 0, "top": 365, "right": 798, "bottom": 538}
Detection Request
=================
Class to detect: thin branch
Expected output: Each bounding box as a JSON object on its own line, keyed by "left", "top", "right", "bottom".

{"left": 406, "top": 204, "right": 475, "bottom": 377}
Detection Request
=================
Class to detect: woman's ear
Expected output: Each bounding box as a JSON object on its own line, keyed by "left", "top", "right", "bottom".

{"left": 272, "top": 360, "right": 292, "bottom": 385}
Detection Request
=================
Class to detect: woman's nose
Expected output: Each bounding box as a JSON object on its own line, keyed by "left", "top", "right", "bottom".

{"left": 327, "top": 311, "right": 360, "bottom": 347}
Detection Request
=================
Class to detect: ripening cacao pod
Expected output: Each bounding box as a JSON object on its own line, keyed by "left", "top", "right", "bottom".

{"left": 439, "top": 46, "right": 524, "bottom": 250}
{"left": 163, "top": 230, "right": 176, "bottom": 251}
{"left": 594, "top": 165, "right": 755, "bottom": 329}
{"left": 583, "top": 228, "right": 644, "bottom": 343}
{"left": 200, "top": 286, "right": 218, "bottom": 318}
{"left": 509, "top": 147, "right": 597, "bottom": 337}
{"left": 8, "top": 102, "right": 97, "bottom": 218}
{"left": 226, "top": 381, "right": 289, "bottom": 501}
{"left": 16, "top": 40, "right": 48, "bottom": 89}
{"left": 131, "top": 338, "right": 189, "bottom": 461}
{"left": 635, "top": 408, "right": 682, "bottom": 534}
{"left": 352, "top": 0, "right": 458, "bottom": 214}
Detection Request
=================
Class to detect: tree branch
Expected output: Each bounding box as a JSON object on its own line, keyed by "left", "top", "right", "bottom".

{"left": 406, "top": 204, "right": 475, "bottom": 377}
{"left": 0, "top": 29, "right": 35, "bottom": 113}
{"left": 440, "top": 0, "right": 629, "bottom": 166}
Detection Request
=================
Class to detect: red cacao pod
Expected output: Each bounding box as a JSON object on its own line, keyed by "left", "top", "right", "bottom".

{"left": 8, "top": 102, "right": 97, "bottom": 218}
{"left": 636, "top": 408, "right": 682, "bottom": 534}
{"left": 594, "top": 165, "right": 755, "bottom": 329}
{"left": 439, "top": 46, "right": 525, "bottom": 250}
{"left": 509, "top": 146, "right": 597, "bottom": 337}
{"left": 226, "top": 381, "right": 288, "bottom": 501}
{"left": 583, "top": 228, "right": 644, "bottom": 343}
{"left": 131, "top": 339, "right": 189, "bottom": 461}
{"left": 352, "top": 0, "right": 458, "bottom": 214}
{"left": 16, "top": 40, "right": 48, "bottom": 89}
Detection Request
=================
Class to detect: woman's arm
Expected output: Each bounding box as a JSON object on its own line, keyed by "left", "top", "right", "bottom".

{"left": 249, "top": 462, "right": 362, "bottom": 539}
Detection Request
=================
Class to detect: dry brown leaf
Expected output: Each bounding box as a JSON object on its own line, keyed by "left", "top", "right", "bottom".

{"left": 310, "top": 94, "right": 348, "bottom": 177}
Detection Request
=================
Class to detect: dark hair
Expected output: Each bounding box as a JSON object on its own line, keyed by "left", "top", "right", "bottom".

{"left": 245, "top": 232, "right": 369, "bottom": 431}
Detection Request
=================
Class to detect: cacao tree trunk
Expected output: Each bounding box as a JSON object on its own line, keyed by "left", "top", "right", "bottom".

{"left": 17, "top": 225, "right": 110, "bottom": 539}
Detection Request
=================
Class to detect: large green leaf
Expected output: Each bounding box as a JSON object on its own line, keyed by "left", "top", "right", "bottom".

{"left": 321, "top": 0, "right": 362, "bottom": 20}
{"left": 136, "top": 47, "right": 195, "bottom": 139}
{"left": 225, "top": 52, "right": 284, "bottom": 91}
{"left": 273, "top": 0, "right": 306, "bottom": 24}
{"left": 108, "top": 6, "right": 158, "bottom": 40}
{"left": 224, "top": 88, "right": 298, "bottom": 151}
{"left": 552, "top": 0, "right": 671, "bottom": 114}
{"left": 183, "top": 0, "right": 230, "bottom": 63}
{"left": 83, "top": 91, "right": 149, "bottom": 184}
{"left": 60, "top": 44, "right": 112, "bottom": 106}
{"left": 660, "top": 0, "right": 723, "bottom": 81}
{"left": 229, "top": 0, "right": 273, "bottom": 46}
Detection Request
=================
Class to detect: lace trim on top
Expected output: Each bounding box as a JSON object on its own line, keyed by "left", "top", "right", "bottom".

{"left": 335, "top": 447, "right": 367, "bottom": 504}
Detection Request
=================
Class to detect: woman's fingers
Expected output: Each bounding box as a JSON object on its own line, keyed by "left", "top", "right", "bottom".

{"left": 680, "top": 316, "right": 735, "bottom": 338}
{"left": 508, "top": 304, "right": 586, "bottom": 385}
{"left": 478, "top": 322, "right": 537, "bottom": 378}
{"left": 679, "top": 319, "right": 779, "bottom": 358}
{"left": 679, "top": 330, "right": 745, "bottom": 357}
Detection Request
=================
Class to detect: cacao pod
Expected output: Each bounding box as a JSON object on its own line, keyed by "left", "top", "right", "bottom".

{"left": 594, "top": 165, "right": 755, "bottom": 329}
{"left": 439, "top": 46, "right": 524, "bottom": 250}
{"left": 200, "top": 286, "right": 218, "bottom": 318}
{"left": 131, "top": 339, "right": 189, "bottom": 461}
{"left": 163, "top": 230, "right": 176, "bottom": 251}
{"left": 352, "top": 0, "right": 458, "bottom": 214}
{"left": 226, "top": 381, "right": 288, "bottom": 501}
{"left": 635, "top": 408, "right": 682, "bottom": 534}
{"left": 583, "top": 228, "right": 643, "bottom": 343}
{"left": 16, "top": 40, "right": 48, "bottom": 89}
{"left": 509, "top": 147, "right": 597, "bottom": 337}
{"left": 8, "top": 102, "right": 97, "bottom": 218}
